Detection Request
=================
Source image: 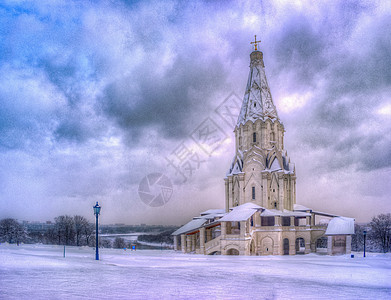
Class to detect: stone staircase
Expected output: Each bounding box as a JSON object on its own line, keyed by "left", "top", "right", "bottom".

{"left": 205, "top": 235, "right": 222, "bottom": 255}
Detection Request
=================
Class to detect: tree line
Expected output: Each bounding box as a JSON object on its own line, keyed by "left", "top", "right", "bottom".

{"left": 1, "top": 213, "right": 390, "bottom": 253}
{"left": 0, "top": 215, "right": 94, "bottom": 246}
{"left": 46, "top": 215, "right": 95, "bottom": 246}
{"left": 351, "top": 213, "right": 391, "bottom": 253}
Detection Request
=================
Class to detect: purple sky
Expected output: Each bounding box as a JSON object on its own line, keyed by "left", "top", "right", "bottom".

{"left": 1, "top": 1, "right": 390, "bottom": 225}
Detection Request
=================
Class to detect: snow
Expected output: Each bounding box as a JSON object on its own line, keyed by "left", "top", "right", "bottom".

{"left": 269, "top": 157, "right": 282, "bottom": 172}
{"left": 0, "top": 244, "right": 390, "bottom": 300}
{"left": 200, "top": 209, "right": 225, "bottom": 216}
{"left": 136, "top": 241, "right": 173, "bottom": 248}
{"left": 294, "top": 204, "right": 311, "bottom": 211}
{"left": 260, "top": 209, "right": 311, "bottom": 217}
{"left": 171, "top": 218, "right": 207, "bottom": 236}
{"left": 219, "top": 203, "right": 261, "bottom": 222}
{"left": 325, "top": 217, "right": 355, "bottom": 235}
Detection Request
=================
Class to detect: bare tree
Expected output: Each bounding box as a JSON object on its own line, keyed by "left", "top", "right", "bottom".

{"left": 73, "top": 215, "right": 92, "bottom": 246}
{"left": 83, "top": 222, "right": 94, "bottom": 246}
{"left": 55, "top": 215, "right": 75, "bottom": 245}
{"left": 0, "top": 218, "right": 26, "bottom": 244}
{"left": 352, "top": 224, "right": 365, "bottom": 251}
{"left": 369, "top": 213, "right": 391, "bottom": 253}
{"left": 113, "top": 237, "right": 126, "bottom": 249}
{"left": 44, "top": 227, "right": 58, "bottom": 244}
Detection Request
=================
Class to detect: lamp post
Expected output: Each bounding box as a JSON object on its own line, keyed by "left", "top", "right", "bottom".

{"left": 93, "top": 202, "right": 101, "bottom": 260}
{"left": 363, "top": 230, "right": 367, "bottom": 258}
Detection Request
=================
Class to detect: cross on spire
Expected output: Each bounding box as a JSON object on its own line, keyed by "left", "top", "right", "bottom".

{"left": 250, "top": 35, "right": 261, "bottom": 51}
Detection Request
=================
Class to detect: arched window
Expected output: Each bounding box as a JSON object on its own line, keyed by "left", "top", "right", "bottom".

{"left": 239, "top": 136, "right": 242, "bottom": 146}
{"left": 253, "top": 132, "right": 257, "bottom": 143}
{"left": 270, "top": 132, "right": 275, "bottom": 142}
{"left": 252, "top": 186, "right": 255, "bottom": 200}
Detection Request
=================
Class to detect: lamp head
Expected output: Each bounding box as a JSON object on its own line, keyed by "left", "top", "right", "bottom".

{"left": 93, "top": 202, "right": 101, "bottom": 216}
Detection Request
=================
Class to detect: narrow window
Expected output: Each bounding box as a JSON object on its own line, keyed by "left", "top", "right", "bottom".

{"left": 253, "top": 132, "right": 257, "bottom": 143}
{"left": 252, "top": 186, "right": 255, "bottom": 200}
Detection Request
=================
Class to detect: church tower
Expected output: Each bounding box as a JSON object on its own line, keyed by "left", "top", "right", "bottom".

{"left": 173, "top": 37, "right": 354, "bottom": 257}
{"left": 225, "top": 37, "right": 296, "bottom": 212}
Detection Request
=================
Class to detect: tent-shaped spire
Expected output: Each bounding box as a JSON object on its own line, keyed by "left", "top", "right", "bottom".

{"left": 237, "top": 39, "right": 278, "bottom": 126}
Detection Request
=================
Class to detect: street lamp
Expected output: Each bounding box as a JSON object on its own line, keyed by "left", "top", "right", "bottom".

{"left": 93, "top": 202, "right": 101, "bottom": 260}
{"left": 363, "top": 230, "right": 367, "bottom": 258}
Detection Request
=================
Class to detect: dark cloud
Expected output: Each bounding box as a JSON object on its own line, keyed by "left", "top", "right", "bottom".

{"left": 272, "top": 14, "right": 327, "bottom": 83}
{"left": 272, "top": 5, "right": 391, "bottom": 174}
{"left": 98, "top": 50, "right": 227, "bottom": 143}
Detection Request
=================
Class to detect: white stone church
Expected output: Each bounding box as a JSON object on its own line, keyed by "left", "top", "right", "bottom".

{"left": 172, "top": 39, "right": 354, "bottom": 256}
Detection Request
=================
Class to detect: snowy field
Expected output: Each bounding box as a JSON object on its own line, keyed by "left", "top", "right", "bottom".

{"left": 0, "top": 244, "right": 390, "bottom": 300}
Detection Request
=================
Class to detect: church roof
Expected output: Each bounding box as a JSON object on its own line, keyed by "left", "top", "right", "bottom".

{"left": 171, "top": 218, "right": 207, "bottom": 236}
{"left": 260, "top": 209, "right": 311, "bottom": 217}
{"left": 236, "top": 50, "right": 278, "bottom": 126}
{"left": 219, "top": 202, "right": 262, "bottom": 222}
{"left": 200, "top": 209, "right": 226, "bottom": 216}
{"left": 294, "top": 204, "right": 311, "bottom": 211}
{"left": 325, "top": 217, "right": 355, "bottom": 235}
{"left": 225, "top": 150, "right": 244, "bottom": 177}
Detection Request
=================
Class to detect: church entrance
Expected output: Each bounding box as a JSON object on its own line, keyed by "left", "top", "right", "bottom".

{"left": 316, "top": 237, "right": 328, "bottom": 254}
{"left": 283, "top": 238, "right": 289, "bottom": 255}
{"left": 295, "top": 238, "right": 305, "bottom": 255}
{"left": 332, "top": 236, "right": 346, "bottom": 255}
{"left": 227, "top": 248, "right": 239, "bottom": 255}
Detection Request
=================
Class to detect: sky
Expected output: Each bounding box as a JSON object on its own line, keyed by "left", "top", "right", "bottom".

{"left": 0, "top": 0, "right": 390, "bottom": 225}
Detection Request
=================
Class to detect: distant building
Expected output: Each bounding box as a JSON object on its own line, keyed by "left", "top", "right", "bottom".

{"left": 172, "top": 38, "right": 354, "bottom": 256}
{"left": 22, "top": 221, "right": 54, "bottom": 233}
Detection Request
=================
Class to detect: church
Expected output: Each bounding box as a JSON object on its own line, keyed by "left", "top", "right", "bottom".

{"left": 172, "top": 37, "right": 354, "bottom": 256}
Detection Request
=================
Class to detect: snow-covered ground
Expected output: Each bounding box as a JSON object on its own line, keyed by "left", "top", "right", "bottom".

{"left": 0, "top": 244, "right": 390, "bottom": 300}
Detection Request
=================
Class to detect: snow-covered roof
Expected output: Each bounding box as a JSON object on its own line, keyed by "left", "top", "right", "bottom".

{"left": 236, "top": 202, "right": 262, "bottom": 210}
{"left": 294, "top": 204, "right": 311, "bottom": 211}
{"left": 226, "top": 151, "right": 244, "bottom": 177}
{"left": 283, "top": 210, "right": 311, "bottom": 217}
{"left": 202, "top": 213, "right": 226, "bottom": 220}
{"left": 219, "top": 203, "right": 262, "bottom": 222}
{"left": 200, "top": 209, "right": 226, "bottom": 216}
{"left": 325, "top": 217, "right": 355, "bottom": 235}
{"left": 312, "top": 211, "right": 340, "bottom": 218}
{"left": 172, "top": 218, "right": 207, "bottom": 236}
{"left": 260, "top": 209, "right": 311, "bottom": 217}
{"left": 269, "top": 158, "right": 281, "bottom": 172}
{"left": 236, "top": 51, "right": 279, "bottom": 126}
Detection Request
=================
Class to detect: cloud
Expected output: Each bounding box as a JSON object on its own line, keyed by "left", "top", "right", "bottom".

{"left": 271, "top": 3, "right": 391, "bottom": 174}
{"left": 0, "top": 0, "right": 390, "bottom": 223}
{"left": 98, "top": 50, "right": 227, "bottom": 143}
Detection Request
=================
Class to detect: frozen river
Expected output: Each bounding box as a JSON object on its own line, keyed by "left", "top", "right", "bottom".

{"left": 0, "top": 244, "right": 390, "bottom": 299}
